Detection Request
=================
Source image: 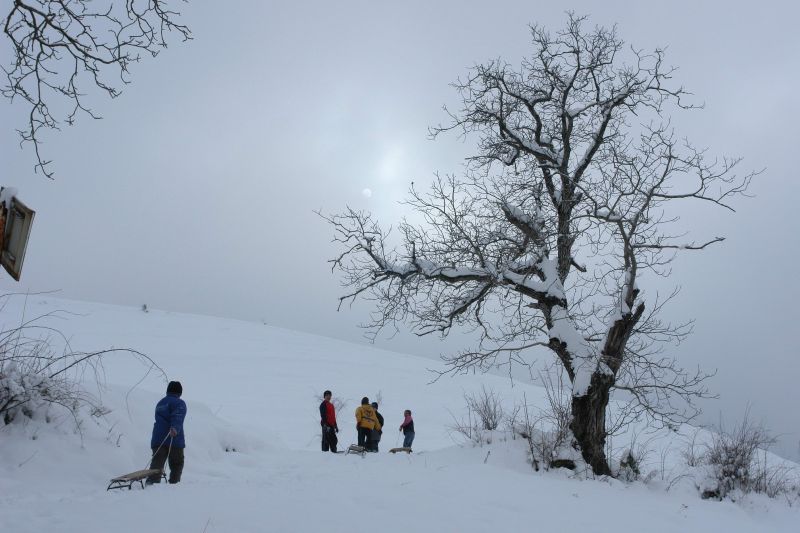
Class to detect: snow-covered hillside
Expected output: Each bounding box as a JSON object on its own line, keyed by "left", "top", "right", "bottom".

{"left": 0, "top": 295, "right": 797, "bottom": 532}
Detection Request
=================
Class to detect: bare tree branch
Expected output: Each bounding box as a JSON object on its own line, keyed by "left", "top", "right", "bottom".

{"left": 3, "top": 0, "right": 191, "bottom": 178}
{"left": 323, "top": 13, "right": 753, "bottom": 476}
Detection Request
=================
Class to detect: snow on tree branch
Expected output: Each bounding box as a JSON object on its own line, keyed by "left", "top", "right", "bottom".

{"left": 324, "top": 13, "right": 754, "bottom": 476}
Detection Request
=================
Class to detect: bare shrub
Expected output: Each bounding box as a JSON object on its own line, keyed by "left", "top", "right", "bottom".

{"left": 314, "top": 392, "right": 347, "bottom": 417}
{"left": 465, "top": 386, "right": 504, "bottom": 431}
{"left": 332, "top": 397, "right": 347, "bottom": 416}
{"left": 534, "top": 369, "right": 573, "bottom": 469}
{"left": 448, "top": 408, "right": 486, "bottom": 446}
{"left": 701, "top": 411, "right": 788, "bottom": 500}
{"left": 616, "top": 436, "right": 657, "bottom": 483}
{"left": 512, "top": 392, "right": 540, "bottom": 471}
{"left": 755, "top": 461, "right": 797, "bottom": 500}
{"left": 504, "top": 403, "right": 522, "bottom": 440}
{"left": 447, "top": 386, "right": 506, "bottom": 446}
{"left": 0, "top": 294, "right": 162, "bottom": 432}
{"left": 682, "top": 429, "right": 704, "bottom": 468}
{"left": 511, "top": 370, "right": 573, "bottom": 471}
{"left": 617, "top": 449, "right": 641, "bottom": 482}
{"left": 609, "top": 430, "right": 661, "bottom": 483}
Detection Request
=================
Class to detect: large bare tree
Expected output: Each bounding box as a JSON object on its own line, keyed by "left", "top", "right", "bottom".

{"left": 3, "top": 0, "right": 191, "bottom": 178}
{"left": 323, "top": 14, "right": 753, "bottom": 475}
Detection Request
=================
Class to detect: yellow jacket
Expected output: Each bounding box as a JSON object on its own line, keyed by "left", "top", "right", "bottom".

{"left": 355, "top": 404, "right": 381, "bottom": 430}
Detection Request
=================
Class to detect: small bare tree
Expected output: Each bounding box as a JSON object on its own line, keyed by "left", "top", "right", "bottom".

{"left": 3, "top": 1, "right": 191, "bottom": 178}
{"left": 323, "top": 14, "right": 754, "bottom": 475}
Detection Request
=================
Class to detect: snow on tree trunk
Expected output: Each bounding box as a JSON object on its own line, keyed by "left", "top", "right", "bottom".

{"left": 324, "top": 13, "right": 752, "bottom": 481}
{"left": 568, "top": 297, "right": 644, "bottom": 475}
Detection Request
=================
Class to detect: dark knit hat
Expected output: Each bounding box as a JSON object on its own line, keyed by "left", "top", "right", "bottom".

{"left": 167, "top": 381, "right": 183, "bottom": 396}
{"left": 361, "top": 396, "right": 369, "bottom": 405}
{"left": 371, "top": 402, "right": 378, "bottom": 409}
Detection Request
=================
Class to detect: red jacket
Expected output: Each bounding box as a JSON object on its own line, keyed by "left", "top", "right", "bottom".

{"left": 320, "top": 400, "right": 337, "bottom": 429}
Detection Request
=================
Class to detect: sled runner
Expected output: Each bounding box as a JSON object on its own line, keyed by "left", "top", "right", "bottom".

{"left": 106, "top": 469, "right": 165, "bottom": 490}
{"left": 346, "top": 444, "right": 366, "bottom": 457}
{"left": 389, "top": 447, "right": 413, "bottom": 454}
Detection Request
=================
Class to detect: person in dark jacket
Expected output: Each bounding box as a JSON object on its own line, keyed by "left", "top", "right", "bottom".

{"left": 399, "top": 409, "right": 414, "bottom": 449}
{"left": 147, "top": 381, "right": 187, "bottom": 484}
{"left": 355, "top": 397, "right": 380, "bottom": 448}
{"left": 319, "top": 390, "right": 339, "bottom": 453}
{"left": 368, "top": 402, "right": 384, "bottom": 452}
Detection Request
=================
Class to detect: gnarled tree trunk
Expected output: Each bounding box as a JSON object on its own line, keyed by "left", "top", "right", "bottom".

{"left": 324, "top": 13, "right": 749, "bottom": 482}
{"left": 571, "top": 375, "right": 614, "bottom": 475}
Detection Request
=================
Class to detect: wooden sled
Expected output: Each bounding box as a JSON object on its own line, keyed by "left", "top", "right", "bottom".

{"left": 345, "top": 444, "right": 366, "bottom": 457}
{"left": 389, "top": 447, "right": 413, "bottom": 454}
{"left": 107, "top": 468, "right": 165, "bottom": 491}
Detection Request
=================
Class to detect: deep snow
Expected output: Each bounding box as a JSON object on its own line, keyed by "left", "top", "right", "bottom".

{"left": 0, "top": 295, "right": 797, "bottom": 532}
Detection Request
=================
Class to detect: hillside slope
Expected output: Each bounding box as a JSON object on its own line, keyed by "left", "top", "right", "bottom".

{"left": 0, "top": 296, "right": 797, "bottom": 532}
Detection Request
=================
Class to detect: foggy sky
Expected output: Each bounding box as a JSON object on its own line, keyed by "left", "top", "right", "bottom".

{"left": 1, "top": 1, "right": 798, "bottom": 458}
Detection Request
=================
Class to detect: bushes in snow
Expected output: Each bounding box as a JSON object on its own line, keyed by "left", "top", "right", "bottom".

{"left": 617, "top": 449, "right": 642, "bottom": 482}
{"left": 451, "top": 374, "right": 577, "bottom": 472}
{"left": 446, "top": 381, "right": 797, "bottom": 502}
{"left": 448, "top": 387, "right": 507, "bottom": 445}
{"left": 702, "top": 415, "right": 770, "bottom": 499}
{"left": 1, "top": 304, "right": 94, "bottom": 426}
{"left": 1, "top": 362, "right": 93, "bottom": 425}
{"left": 698, "top": 412, "right": 796, "bottom": 501}
{"left": 511, "top": 371, "right": 575, "bottom": 472}
{"left": 0, "top": 294, "right": 161, "bottom": 431}
{"left": 465, "top": 386, "right": 504, "bottom": 431}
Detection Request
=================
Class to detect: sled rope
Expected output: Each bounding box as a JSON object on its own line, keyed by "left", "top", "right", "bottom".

{"left": 145, "top": 433, "right": 171, "bottom": 470}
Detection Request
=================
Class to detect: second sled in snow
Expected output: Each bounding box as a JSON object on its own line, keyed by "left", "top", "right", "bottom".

{"left": 389, "top": 447, "right": 413, "bottom": 454}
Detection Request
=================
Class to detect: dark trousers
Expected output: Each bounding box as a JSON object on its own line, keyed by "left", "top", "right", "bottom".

{"left": 148, "top": 446, "right": 184, "bottom": 484}
{"left": 357, "top": 426, "right": 371, "bottom": 447}
{"left": 321, "top": 426, "right": 338, "bottom": 453}
{"left": 366, "top": 429, "right": 381, "bottom": 452}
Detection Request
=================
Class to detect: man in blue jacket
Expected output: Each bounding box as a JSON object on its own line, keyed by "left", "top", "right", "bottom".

{"left": 146, "top": 381, "right": 187, "bottom": 484}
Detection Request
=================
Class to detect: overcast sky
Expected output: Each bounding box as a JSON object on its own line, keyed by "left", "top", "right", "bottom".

{"left": 1, "top": 1, "right": 798, "bottom": 458}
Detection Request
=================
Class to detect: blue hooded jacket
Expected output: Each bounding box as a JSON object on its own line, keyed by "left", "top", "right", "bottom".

{"left": 150, "top": 393, "right": 187, "bottom": 448}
